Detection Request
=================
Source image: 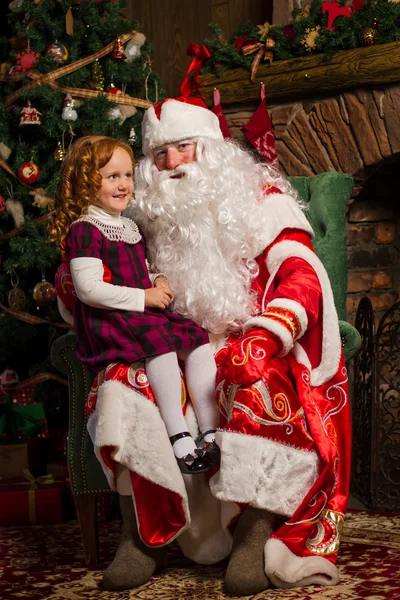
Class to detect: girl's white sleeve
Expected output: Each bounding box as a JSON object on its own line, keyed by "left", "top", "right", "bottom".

{"left": 70, "top": 257, "right": 145, "bottom": 312}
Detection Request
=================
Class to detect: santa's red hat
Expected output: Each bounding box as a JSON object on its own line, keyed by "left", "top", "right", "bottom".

{"left": 141, "top": 96, "right": 223, "bottom": 155}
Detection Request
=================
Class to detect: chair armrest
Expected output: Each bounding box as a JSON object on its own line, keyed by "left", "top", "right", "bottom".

{"left": 339, "top": 320, "right": 361, "bottom": 362}
{"left": 51, "top": 331, "right": 111, "bottom": 495}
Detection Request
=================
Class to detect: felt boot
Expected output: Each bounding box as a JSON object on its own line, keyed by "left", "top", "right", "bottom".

{"left": 102, "top": 495, "right": 167, "bottom": 591}
{"left": 224, "top": 506, "right": 275, "bottom": 596}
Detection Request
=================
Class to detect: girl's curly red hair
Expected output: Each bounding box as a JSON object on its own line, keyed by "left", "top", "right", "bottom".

{"left": 48, "top": 135, "right": 134, "bottom": 253}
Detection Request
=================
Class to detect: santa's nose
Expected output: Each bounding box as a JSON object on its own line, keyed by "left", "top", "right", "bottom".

{"left": 166, "top": 147, "right": 182, "bottom": 170}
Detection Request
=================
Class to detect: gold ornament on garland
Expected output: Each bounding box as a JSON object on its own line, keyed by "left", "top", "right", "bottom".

{"left": 257, "top": 21, "right": 271, "bottom": 41}
{"left": 295, "top": 4, "right": 311, "bottom": 20}
{"left": 8, "top": 270, "right": 26, "bottom": 311}
{"left": 92, "top": 59, "right": 104, "bottom": 91}
{"left": 53, "top": 140, "right": 66, "bottom": 162}
{"left": 33, "top": 278, "right": 57, "bottom": 307}
{"left": 302, "top": 27, "right": 321, "bottom": 52}
{"left": 359, "top": 19, "right": 378, "bottom": 47}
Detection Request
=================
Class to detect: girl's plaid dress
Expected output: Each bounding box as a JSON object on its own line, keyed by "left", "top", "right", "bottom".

{"left": 66, "top": 217, "right": 209, "bottom": 373}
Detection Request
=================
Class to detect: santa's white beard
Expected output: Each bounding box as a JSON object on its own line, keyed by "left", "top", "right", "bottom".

{"left": 132, "top": 159, "right": 270, "bottom": 334}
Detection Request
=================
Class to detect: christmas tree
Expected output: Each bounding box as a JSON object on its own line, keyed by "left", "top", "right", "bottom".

{"left": 0, "top": 0, "right": 162, "bottom": 401}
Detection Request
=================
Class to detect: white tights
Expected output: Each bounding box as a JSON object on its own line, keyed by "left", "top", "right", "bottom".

{"left": 145, "top": 344, "right": 219, "bottom": 458}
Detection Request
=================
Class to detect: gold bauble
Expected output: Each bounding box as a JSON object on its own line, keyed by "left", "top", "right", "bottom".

{"left": 265, "top": 37, "right": 276, "bottom": 50}
{"left": 359, "top": 27, "right": 378, "bottom": 47}
{"left": 53, "top": 141, "right": 66, "bottom": 162}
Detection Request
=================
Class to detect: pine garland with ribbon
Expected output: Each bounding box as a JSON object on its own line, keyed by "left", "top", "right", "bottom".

{"left": 201, "top": 0, "right": 400, "bottom": 79}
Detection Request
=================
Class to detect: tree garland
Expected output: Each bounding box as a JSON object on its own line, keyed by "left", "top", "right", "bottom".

{"left": 201, "top": 0, "right": 400, "bottom": 78}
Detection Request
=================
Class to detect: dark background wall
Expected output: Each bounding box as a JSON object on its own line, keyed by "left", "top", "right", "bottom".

{"left": 125, "top": 0, "right": 273, "bottom": 97}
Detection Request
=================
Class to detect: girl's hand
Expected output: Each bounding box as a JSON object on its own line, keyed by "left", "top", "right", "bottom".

{"left": 145, "top": 287, "right": 173, "bottom": 309}
{"left": 153, "top": 276, "right": 175, "bottom": 301}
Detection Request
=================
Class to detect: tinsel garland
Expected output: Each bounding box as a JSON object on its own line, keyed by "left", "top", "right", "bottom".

{"left": 201, "top": 0, "right": 400, "bottom": 77}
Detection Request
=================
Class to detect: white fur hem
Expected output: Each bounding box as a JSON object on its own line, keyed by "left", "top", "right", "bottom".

{"left": 87, "top": 383, "right": 233, "bottom": 561}
{"left": 263, "top": 241, "right": 341, "bottom": 387}
{"left": 209, "top": 431, "right": 321, "bottom": 517}
{"left": 243, "top": 315, "right": 294, "bottom": 355}
{"left": 265, "top": 538, "right": 339, "bottom": 588}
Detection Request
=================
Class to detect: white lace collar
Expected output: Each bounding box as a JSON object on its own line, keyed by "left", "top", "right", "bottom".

{"left": 74, "top": 205, "right": 142, "bottom": 244}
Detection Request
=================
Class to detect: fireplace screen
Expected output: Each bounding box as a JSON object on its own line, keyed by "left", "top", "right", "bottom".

{"left": 352, "top": 297, "right": 400, "bottom": 511}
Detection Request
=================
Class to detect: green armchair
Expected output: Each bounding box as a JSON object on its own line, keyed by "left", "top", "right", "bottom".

{"left": 51, "top": 171, "right": 361, "bottom": 567}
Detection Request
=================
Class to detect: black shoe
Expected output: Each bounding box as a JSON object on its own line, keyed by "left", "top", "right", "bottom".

{"left": 196, "top": 429, "right": 221, "bottom": 467}
{"left": 170, "top": 431, "right": 209, "bottom": 475}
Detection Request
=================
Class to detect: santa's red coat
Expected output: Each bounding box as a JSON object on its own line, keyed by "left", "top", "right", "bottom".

{"left": 84, "top": 191, "right": 351, "bottom": 588}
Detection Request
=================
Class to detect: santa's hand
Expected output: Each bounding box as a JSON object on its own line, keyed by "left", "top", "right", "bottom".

{"left": 223, "top": 328, "right": 281, "bottom": 386}
{"left": 145, "top": 287, "right": 173, "bottom": 309}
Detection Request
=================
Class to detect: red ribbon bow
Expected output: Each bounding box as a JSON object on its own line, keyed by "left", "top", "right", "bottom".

{"left": 180, "top": 43, "right": 211, "bottom": 98}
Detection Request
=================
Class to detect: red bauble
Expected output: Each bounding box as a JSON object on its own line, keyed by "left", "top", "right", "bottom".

{"left": 106, "top": 83, "right": 122, "bottom": 95}
{"left": 283, "top": 24, "right": 297, "bottom": 43}
{"left": 18, "top": 161, "right": 40, "bottom": 184}
{"left": 14, "top": 48, "right": 40, "bottom": 72}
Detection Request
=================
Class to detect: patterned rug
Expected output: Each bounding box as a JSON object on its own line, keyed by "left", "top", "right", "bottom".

{"left": 1, "top": 510, "right": 400, "bottom": 600}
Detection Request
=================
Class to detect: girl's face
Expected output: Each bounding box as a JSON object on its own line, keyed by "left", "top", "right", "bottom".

{"left": 94, "top": 147, "right": 134, "bottom": 214}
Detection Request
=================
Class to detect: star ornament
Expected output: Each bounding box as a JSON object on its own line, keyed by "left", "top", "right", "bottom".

{"left": 14, "top": 48, "right": 40, "bottom": 72}
{"left": 257, "top": 21, "right": 270, "bottom": 41}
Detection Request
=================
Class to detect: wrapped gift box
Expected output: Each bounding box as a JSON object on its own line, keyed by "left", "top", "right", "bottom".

{"left": 0, "top": 442, "right": 29, "bottom": 478}
{"left": 0, "top": 473, "right": 63, "bottom": 526}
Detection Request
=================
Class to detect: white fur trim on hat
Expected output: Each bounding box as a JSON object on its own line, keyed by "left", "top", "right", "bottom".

{"left": 142, "top": 99, "right": 223, "bottom": 155}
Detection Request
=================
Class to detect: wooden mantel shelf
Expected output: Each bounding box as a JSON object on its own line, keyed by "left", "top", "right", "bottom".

{"left": 199, "top": 41, "right": 400, "bottom": 106}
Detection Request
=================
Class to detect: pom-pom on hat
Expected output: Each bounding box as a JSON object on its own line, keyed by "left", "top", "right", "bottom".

{"left": 142, "top": 96, "right": 224, "bottom": 156}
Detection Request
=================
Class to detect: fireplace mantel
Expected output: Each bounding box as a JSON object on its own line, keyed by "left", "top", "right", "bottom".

{"left": 200, "top": 41, "right": 400, "bottom": 105}
{"left": 199, "top": 42, "right": 400, "bottom": 189}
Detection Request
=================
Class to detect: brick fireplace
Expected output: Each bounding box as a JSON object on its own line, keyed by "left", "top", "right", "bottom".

{"left": 202, "top": 82, "right": 400, "bottom": 325}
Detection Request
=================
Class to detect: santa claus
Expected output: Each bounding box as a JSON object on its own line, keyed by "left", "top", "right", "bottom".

{"left": 80, "top": 96, "right": 351, "bottom": 595}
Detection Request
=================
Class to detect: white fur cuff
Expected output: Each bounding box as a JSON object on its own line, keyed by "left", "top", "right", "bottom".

{"left": 210, "top": 431, "right": 321, "bottom": 517}
{"left": 243, "top": 315, "right": 294, "bottom": 356}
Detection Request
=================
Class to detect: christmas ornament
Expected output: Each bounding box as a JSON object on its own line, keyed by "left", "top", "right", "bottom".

{"left": 53, "top": 141, "right": 66, "bottom": 162}
{"left": 18, "top": 160, "right": 40, "bottom": 184}
{"left": 257, "top": 21, "right": 271, "bottom": 40}
{"left": 302, "top": 27, "right": 321, "bottom": 52}
{"left": 8, "top": 271, "right": 26, "bottom": 311}
{"left": 29, "top": 188, "right": 55, "bottom": 211}
{"left": 295, "top": 4, "right": 311, "bottom": 20}
{"left": 19, "top": 100, "right": 42, "bottom": 126}
{"left": 124, "top": 32, "right": 146, "bottom": 62}
{"left": 0, "top": 142, "right": 12, "bottom": 160}
{"left": 322, "top": 1, "right": 352, "bottom": 31}
{"left": 106, "top": 82, "right": 122, "bottom": 96}
{"left": 14, "top": 47, "right": 40, "bottom": 72}
{"left": 283, "top": 24, "right": 297, "bottom": 43}
{"left": 8, "top": 0, "right": 24, "bottom": 12}
{"left": 359, "top": 21, "right": 378, "bottom": 46}
{"left": 128, "top": 128, "right": 136, "bottom": 145}
{"left": 112, "top": 37, "right": 126, "bottom": 61}
{"left": 62, "top": 93, "right": 77, "bottom": 121}
{"left": 92, "top": 59, "right": 104, "bottom": 91}
{"left": 46, "top": 41, "right": 68, "bottom": 63}
{"left": 0, "top": 369, "right": 19, "bottom": 393}
{"left": 241, "top": 82, "right": 278, "bottom": 169}
{"left": 0, "top": 196, "right": 6, "bottom": 212}
{"left": 33, "top": 279, "right": 57, "bottom": 307}
{"left": 6, "top": 192, "right": 25, "bottom": 227}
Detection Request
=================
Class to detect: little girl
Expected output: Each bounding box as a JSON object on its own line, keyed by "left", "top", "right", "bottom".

{"left": 49, "top": 135, "right": 220, "bottom": 474}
